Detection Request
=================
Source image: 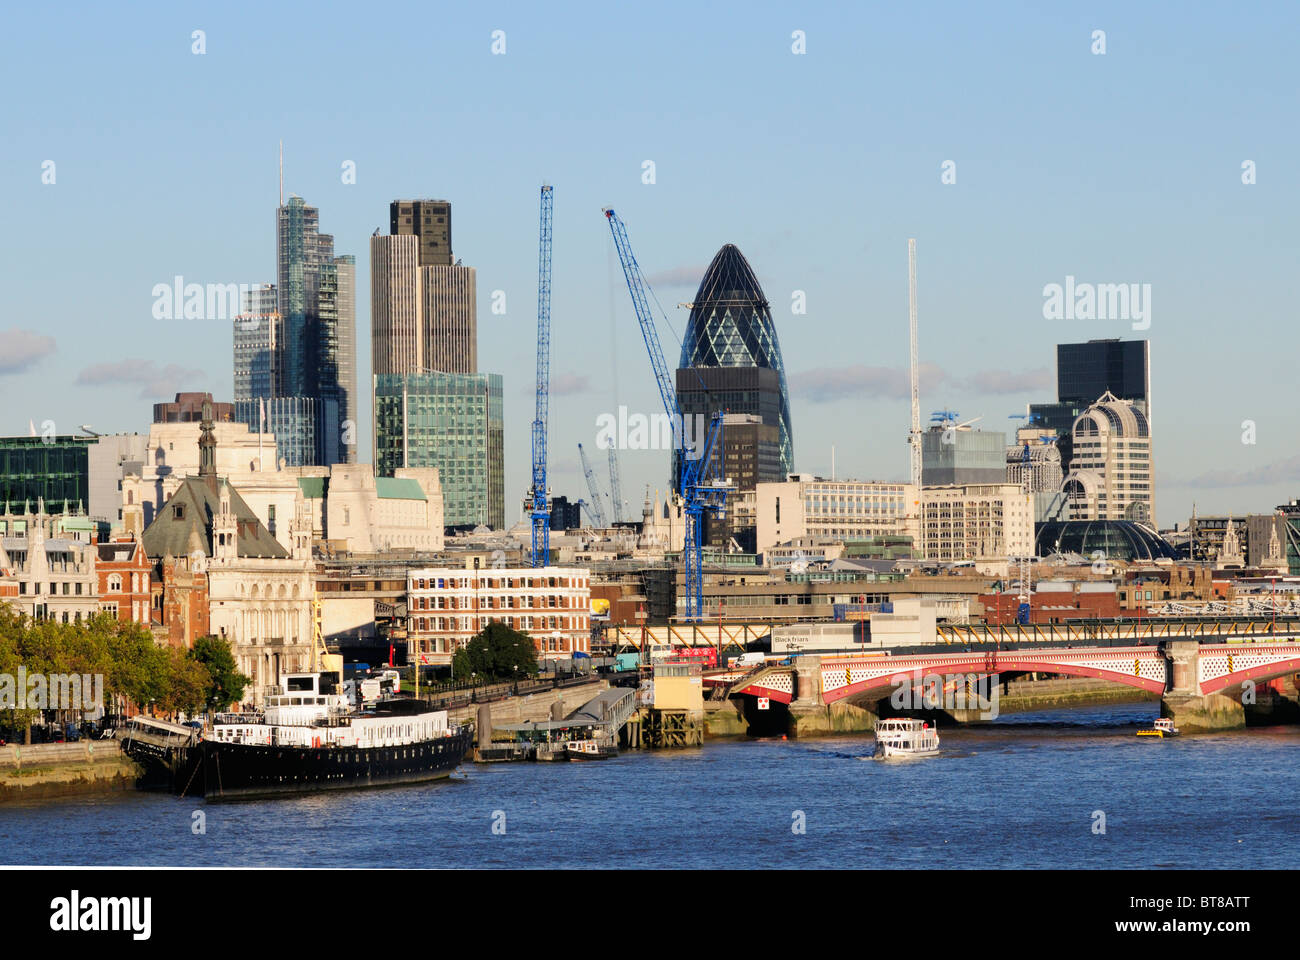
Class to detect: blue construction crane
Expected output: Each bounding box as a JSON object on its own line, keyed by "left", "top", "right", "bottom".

{"left": 577, "top": 443, "right": 607, "bottom": 528}
{"left": 603, "top": 207, "right": 733, "bottom": 620}
{"left": 528, "top": 185, "right": 553, "bottom": 566}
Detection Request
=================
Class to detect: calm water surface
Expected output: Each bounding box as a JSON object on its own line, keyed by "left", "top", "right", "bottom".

{"left": 3, "top": 703, "right": 1296, "bottom": 868}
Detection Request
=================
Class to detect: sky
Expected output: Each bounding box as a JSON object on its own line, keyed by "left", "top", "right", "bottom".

{"left": 2, "top": 1, "right": 1298, "bottom": 529}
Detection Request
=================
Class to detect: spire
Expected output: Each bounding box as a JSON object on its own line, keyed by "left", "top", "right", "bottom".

{"left": 199, "top": 398, "right": 218, "bottom": 492}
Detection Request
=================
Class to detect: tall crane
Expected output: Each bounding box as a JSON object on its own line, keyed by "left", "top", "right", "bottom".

{"left": 577, "top": 442, "right": 607, "bottom": 528}
{"left": 607, "top": 446, "right": 624, "bottom": 524}
{"left": 528, "top": 184, "right": 553, "bottom": 567}
{"left": 603, "top": 207, "right": 733, "bottom": 620}
{"left": 907, "top": 239, "right": 922, "bottom": 490}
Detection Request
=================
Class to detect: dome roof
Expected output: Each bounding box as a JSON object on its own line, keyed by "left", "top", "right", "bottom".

{"left": 1034, "top": 520, "right": 1178, "bottom": 562}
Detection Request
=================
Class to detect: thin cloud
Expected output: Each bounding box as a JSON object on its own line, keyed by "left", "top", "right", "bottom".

{"left": 1184, "top": 455, "right": 1300, "bottom": 489}
{"left": 962, "top": 367, "right": 1052, "bottom": 394}
{"left": 644, "top": 265, "right": 706, "bottom": 289}
{"left": 0, "top": 329, "right": 56, "bottom": 374}
{"left": 551, "top": 372, "right": 590, "bottom": 396}
{"left": 788, "top": 363, "right": 948, "bottom": 402}
{"left": 76, "top": 359, "right": 206, "bottom": 399}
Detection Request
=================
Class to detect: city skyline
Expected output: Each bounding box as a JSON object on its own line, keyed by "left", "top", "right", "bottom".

{"left": 4, "top": 3, "right": 1299, "bottom": 527}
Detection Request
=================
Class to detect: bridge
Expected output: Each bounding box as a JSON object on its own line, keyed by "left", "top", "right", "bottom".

{"left": 720, "top": 617, "right": 1300, "bottom": 734}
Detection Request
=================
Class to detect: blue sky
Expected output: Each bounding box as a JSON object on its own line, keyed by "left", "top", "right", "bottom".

{"left": 2, "top": 1, "right": 1298, "bottom": 527}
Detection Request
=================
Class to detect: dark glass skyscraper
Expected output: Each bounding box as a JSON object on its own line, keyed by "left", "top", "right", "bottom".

{"left": 255, "top": 196, "right": 357, "bottom": 465}
{"left": 676, "top": 244, "right": 793, "bottom": 481}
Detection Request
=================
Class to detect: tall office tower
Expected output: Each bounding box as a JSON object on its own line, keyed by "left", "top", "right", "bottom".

{"left": 373, "top": 372, "right": 504, "bottom": 530}
{"left": 1060, "top": 391, "right": 1154, "bottom": 525}
{"left": 267, "top": 196, "right": 357, "bottom": 465}
{"left": 372, "top": 200, "right": 477, "bottom": 375}
{"left": 233, "top": 284, "right": 279, "bottom": 403}
{"left": 698, "top": 413, "right": 781, "bottom": 551}
{"left": 1029, "top": 338, "right": 1150, "bottom": 471}
{"left": 333, "top": 255, "right": 357, "bottom": 463}
{"left": 391, "top": 199, "right": 452, "bottom": 266}
{"left": 675, "top": 244, "right": 793, "bottom": 487}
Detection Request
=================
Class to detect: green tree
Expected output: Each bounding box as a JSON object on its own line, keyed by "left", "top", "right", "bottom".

{"left": 451, "top": 647, "right": 472, "bottom": 682}
{"left": 189, "top": 635, "right": 249, "bottom": 710}
{"left": 461, "top": 622, "right": 539, "bottom": 681}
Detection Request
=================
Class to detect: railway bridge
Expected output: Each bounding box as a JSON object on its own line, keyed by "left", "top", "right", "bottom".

{"left": 718, "top": 616, "right": 1300, "bottom": 735}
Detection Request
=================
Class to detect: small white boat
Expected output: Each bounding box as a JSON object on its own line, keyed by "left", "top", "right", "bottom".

{"left": 873, "top": 718, "right": 940, "bottom": 759}
{"left": 1137, "top": 717, "right": 1180, "bottom": 739}
{"left": 564, "top": 738, "right": 618, "bottom": 761}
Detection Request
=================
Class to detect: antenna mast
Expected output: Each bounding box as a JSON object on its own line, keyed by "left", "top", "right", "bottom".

{"left": 278, "top": 141, "right": 283, "bottom": 206}
{"left": 908, "top": 239, "right": 922, "bottom": 489}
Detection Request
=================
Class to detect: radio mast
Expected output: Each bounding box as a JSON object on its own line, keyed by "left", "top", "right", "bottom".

{"left": 908, "top": 239, "right": 922, "bottom": 490}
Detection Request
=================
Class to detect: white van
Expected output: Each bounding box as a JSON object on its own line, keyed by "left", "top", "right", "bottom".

{"left": 731, "top": 652, "right": 765, "bottom": 669}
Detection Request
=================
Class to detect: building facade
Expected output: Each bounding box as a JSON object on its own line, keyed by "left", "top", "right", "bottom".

{"left": 676, "top": 244, "right": 793, "bottom": 480}
{"left": 94, "top": 537, "right": 151, "bottom": 627}
{"left": 755, "top": 477, "right": 918, "bottom": 557}
{"left": 921, "top": 420, "right": 1007, "bottom": 486}
{"left": 373, "top": 372, "right": 504, "bottom": 530}
{"left": 406, "top": 565, "right": 591, "bottom": 665}
{"left": 919, "top": 483, "right": 1035, "bottom": 570}
{"left": 1060, "top": 391, "right": 1154, "bottom": 525}
{"left": 292, "top": 463, "right": 445, "bottom": 553}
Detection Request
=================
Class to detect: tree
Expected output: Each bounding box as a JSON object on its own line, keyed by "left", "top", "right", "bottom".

{"left": 189, "top": 636, "right": 249, "bottom": 710}
{"left": 460, "top": 622, "right": 539, "bottom": 681}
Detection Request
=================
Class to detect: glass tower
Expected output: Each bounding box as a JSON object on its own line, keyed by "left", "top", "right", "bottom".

{"left": 373, "top": 372, "right": 504, "bottom": 530}
{"left": 677, "top": 244, "right": 793, "bottom": 479}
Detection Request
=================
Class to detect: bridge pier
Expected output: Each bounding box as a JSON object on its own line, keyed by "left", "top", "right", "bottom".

{"left": 786, "top": 656, "right": 876, "bottom": 738}
{"left": 1161, "top": 640, "right": 1245, "bottom": 733}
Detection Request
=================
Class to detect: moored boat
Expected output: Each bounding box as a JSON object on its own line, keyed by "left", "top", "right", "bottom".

{"left": 138, "top": 672, "right": 472, "bottom": 800}
{"left": 564, "top": 738, "right": 618, "bottom": 761}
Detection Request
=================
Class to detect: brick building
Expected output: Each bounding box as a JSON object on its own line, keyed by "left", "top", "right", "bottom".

{"left": 95, "top": 537, "right": 151, "bottom": 627}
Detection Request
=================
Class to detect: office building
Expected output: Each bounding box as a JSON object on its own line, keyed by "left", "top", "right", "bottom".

{"left": 373, "top": 200, "right": 476, "bottom": 376}
{"left": 921, "top": 418, "right": 1006, "bottom": 486}
{"left": 268, "top": 196, "right": 357, "bottom": 466}
{"left": 1029, "top": 338, "right": 1150, "bottom": 471}
{"left": 920, "top": 483, "right": 1035, "bottom": 571}
{"left": 675, "top": 244, "right": 793, "bottom": 483}
{"left": 1060, "top": 391, "right": 1154, "bottom": 525}
{"left": 755, "top": 476, "right": 918, "bottom": 557}
{"left": 373, "top": 372, "right": 504, "bottom": 530}
{"left": 406, "top": 565, "right": 591, "bottom": 665}
{"left": 233, "top": 283, "right": 280, "bottom": 404}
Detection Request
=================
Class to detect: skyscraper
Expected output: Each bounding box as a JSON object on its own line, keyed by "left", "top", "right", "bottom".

{"left": 675, "top": 244, "right": 793, "bottom": 485}
{"left": 243, "top": 196, "right": 356, "bottom": 466}
{"left": 373, "top": 200, "right": 476, "bottom": 375}
{"left": 1029, "top": 338, "right": 1149, "bottom": 472}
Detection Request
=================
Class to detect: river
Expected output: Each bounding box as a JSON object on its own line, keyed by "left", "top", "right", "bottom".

{"left": 3, "top": 702, "right": 1297, "bottom": 869}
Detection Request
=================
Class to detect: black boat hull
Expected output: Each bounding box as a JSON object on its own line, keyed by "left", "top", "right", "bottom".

{"left": 175, "top": 729, "right": 474, "bottom": 801}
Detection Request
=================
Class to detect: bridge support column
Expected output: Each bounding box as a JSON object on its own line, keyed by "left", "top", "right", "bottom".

{"left": 785, "top": 656, "right": 876, "bottom": 738}
{"left": 1162, "top": 641, "right": 1245, "bottom": 733}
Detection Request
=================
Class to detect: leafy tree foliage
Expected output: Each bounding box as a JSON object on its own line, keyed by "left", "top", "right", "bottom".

{"left": 190, "top": 635, "right": 249, "bottom": 710}
{"left": 453, "top": 622, "right": 539, "bottom": 681}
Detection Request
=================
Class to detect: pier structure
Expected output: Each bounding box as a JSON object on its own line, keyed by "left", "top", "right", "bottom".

{"left": 713, "top": 616, "right": 1300, "bottom": 735}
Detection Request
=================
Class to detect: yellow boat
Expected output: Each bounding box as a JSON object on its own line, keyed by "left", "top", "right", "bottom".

{"left": 1137, "top": 718, "right": 1179, "bottom": 738}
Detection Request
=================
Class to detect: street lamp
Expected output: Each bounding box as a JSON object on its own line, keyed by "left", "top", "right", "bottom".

{"left": 513, "top": 663, "right": 518, "bottom": 695}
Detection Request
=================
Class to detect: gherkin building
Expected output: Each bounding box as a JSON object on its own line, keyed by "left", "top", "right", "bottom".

{"left": 676, "top": 244, "right": 794, "bottom": 479}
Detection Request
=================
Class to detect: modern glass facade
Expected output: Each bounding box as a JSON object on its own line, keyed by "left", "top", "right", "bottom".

{"left": 0, "top": 436, "right": 94, "bottom": 512}
{"left": 1057, "top": 339, "right": 1149, "bottom": 411}
{"left": 234, "top": 397, "right": 317, "bottom": 471}
{"left": 922, "top": 427, "right": 1008, "bottom": 486}
{"left": 677, "top": 244, "right": 793, "bottom": 478}
{"left": 272, "top": 197, "right": 356, "bottom": 465}
{"left": 374, "top": 373, "right": 504, "bottom": 530}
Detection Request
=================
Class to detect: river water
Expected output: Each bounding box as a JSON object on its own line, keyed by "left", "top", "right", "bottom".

{"left": 4, "top": 702, "right": 1297, "bottom": 869}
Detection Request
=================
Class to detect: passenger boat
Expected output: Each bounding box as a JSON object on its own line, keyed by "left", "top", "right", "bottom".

{"left": 1136, "top": 717, "right": 1180, "bottom": 738}
{"left": 129, "top": 672, "right": 473, "bottom": 800}
{"left": 564, "top": 738, "right": 618, "bottom": 761}
{"left": 872, "top": 718, "right": 940, "bottom": 759}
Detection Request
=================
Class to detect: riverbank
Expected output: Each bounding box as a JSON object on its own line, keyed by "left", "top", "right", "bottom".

{"left": 0, "top": 741, "right": 143, "bottom": 803}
